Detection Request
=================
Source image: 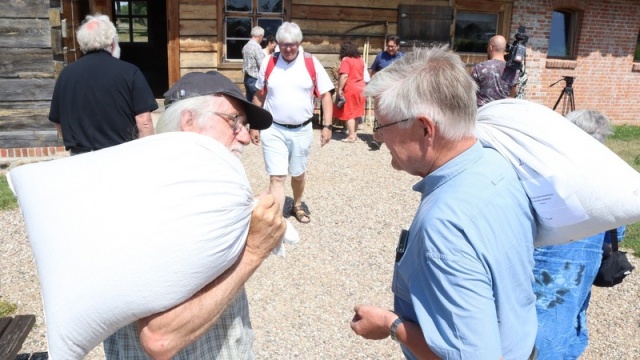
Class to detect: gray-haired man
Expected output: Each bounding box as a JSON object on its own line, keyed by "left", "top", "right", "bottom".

{"left": 104, "top": 71, "right": 285, "bottom": 360}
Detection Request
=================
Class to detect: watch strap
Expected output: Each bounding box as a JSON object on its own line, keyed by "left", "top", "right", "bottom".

{"left": 390, "top": 316, "right": 407, "bottom": 343}
{"left": 323, "top": 124, "right": 333, "bottom": 130}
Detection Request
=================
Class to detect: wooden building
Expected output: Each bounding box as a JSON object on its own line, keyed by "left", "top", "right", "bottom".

{"left": 1, "top": 0, "right": 639, "bottom": 156}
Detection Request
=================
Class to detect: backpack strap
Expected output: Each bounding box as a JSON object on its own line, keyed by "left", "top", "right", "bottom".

{"left": 261, "top": 52, "right": 279, "bottom": 96}
{"left": 303, "top": 52, "right": 321, "bottom": 98}
{"left": 609, "top": 228, "right": 619, "bottom": 252}
{"left": 262, "top": 51, "right": 321, "bottom": 98}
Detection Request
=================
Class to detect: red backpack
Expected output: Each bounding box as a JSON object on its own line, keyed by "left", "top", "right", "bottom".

{"left": 262, "top": 52, "right": 321, "bottom": 98}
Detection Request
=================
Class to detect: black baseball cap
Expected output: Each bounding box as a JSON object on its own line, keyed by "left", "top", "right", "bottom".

{"left": 163, "top": 71, "right": 272, "bottom": 130}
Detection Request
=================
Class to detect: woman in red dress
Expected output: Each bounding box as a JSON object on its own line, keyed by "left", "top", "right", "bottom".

{"left": 334, "top": 42, "right": 366, "bottom": 142}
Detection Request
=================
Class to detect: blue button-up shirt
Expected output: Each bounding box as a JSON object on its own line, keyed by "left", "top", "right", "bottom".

{"left": 393, "top": 142, "right": 537, "bottom": 360}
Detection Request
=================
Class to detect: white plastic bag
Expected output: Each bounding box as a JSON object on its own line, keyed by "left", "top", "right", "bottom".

{"left": 475, "top": 99, "right": 640, "bottom": 246}
{"left": 8, "top": 132, "right": 254, "bottom": 359}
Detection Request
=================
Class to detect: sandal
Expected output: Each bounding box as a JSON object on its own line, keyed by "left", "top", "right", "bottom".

{"left": 291, "top": 206, "right": 311, "bottom": 224}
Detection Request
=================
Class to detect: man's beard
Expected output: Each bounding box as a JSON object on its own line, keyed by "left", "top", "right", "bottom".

{"left": 111, "top": 41, "right": 121, "bottom": 59}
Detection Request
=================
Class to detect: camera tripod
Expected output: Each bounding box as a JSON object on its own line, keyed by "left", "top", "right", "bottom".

{"left": 550, "top": 76, "right": 576, "bottom": 115}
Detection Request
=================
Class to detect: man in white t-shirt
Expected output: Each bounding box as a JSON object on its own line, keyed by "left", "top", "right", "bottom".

{"left": 251, "top": 21, "right": 334, "bottom": 224}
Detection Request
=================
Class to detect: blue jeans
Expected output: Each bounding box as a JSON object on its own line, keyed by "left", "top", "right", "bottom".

{"left": 244, "top": 74, "right": 258, "bottom": 102}
{"left": 532, "top": 233, "right": 604, "bottom": 359}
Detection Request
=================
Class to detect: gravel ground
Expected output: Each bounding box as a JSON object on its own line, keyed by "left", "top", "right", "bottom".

{"left": 1, "top": 125, "right": 639, "bottom": 359}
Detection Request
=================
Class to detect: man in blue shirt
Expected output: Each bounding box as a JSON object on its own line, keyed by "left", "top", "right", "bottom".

{"left": 370, "top": 35, "right": 404, "bottom": 76}
{"left": 350, "top": 46, "right": 538, "bottom": 360}
{"left": 368, "top": 35, "right": 404, "bottom": 150}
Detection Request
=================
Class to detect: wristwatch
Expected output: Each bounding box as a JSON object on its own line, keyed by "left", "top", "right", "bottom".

{"left": 389, "top": 316, "right": 407, "bottom": 343}
{"left": 323, "top": 124, "right": 333, "bottom": 130}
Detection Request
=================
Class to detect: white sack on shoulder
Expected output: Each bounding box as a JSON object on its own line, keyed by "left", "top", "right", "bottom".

{"left": 475, "top": 99, "right": 640, "bottom": 247}
{"left": 8, "top": 132, "right": 253, "bottom": 360}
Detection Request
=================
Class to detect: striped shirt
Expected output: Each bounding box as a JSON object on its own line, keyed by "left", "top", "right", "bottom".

{"left": 104, "top": 288, "right": 254, "bottom": 359}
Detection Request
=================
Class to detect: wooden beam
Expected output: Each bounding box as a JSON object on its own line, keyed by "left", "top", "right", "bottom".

{"left": 180, "top": 4, "right": 217, "bottom": 19}
{"left": 293, "top": 0, "right": 447, "bottom": 9}
{"left": 180, "top": 19, "right": 216, "bottom": 36}
{"left": 0, "top": 109, "right": 51, "bottom": 131}
{"left": 180, "top": 52, "right": 217, "bottom": 68}
{"left": 292, "top": 5, "right": 396, "bottom": 22}
{"left": 180, "top": 36, "right": 217, "bottom": 52}
{"left": 0, "top": 79, "right": 56, "bottom": 102}
{"left": 0, "top": 131, "right": 62, "bottom": 148}
{"left": 0, "top": 0, "right": 49, "bottom": 18}
{"left": 0, "top": 49, "right": 54, "bottom": 78}
{"left": 0, "top": 315, "right": 36, "bottom": 360}
{"left": 0, "top": 19, "right": 51, "bottom": 48}
{"left": 294, "top": 19, "right": 396, "bottom": 37}
{"left": 167, "top": 0, "right": 180, "bottom": 86}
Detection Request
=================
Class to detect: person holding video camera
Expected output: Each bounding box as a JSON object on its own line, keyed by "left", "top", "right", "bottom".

{"left": 471, "top": 35, "right": 519, "bottom": 107}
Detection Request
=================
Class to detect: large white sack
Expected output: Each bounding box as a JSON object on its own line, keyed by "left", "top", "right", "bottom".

{"left": 475, "top": 99, "right": 640, "bottom": 247}
{"left": 7, "top": 132, "right": 254, "bottom": 359}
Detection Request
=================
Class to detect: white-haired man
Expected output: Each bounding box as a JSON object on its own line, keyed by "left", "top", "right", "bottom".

{"left": 242, "top": 26, "right": 265, "bottom": 102}
{"left": 104, "top": 71, "right": 286, "bottom": 359}
{"left": 350, "top": 47, "right": 538, "bottom": 360}
{"left": 49, "top": 13, "right": 157, "bottom": 155}
{"left": 250, "top": 21, "right": 334, "bottom": 224}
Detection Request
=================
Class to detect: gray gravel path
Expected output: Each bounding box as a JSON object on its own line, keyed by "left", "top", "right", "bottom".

{"left": 1, "top": 126, "right": 638, "bottom": 359}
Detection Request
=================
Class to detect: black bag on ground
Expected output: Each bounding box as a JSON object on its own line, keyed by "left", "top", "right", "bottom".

{"left": 593, "top": 228, "right": 635, "bottom": 287}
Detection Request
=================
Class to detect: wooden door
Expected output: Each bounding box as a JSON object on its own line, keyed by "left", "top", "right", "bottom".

{"left": 113, "top": 0, "right": 168, "bottom": 97}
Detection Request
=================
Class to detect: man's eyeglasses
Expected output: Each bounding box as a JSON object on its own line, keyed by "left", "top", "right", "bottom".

{"left": 373, "top": 118, "right": 412, "bottom": 137}
{"left": 211, "top": 112, "right": 248, "bottom": 134}
{"left": 280, "top": 42, "right": 299, "bottom": 49}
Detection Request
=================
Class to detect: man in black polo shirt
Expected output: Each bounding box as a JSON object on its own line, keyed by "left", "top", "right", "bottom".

{"left": 49, "top": 13, "right": 157, "bottom": 155}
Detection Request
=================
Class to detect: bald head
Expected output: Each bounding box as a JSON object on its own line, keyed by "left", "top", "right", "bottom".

{"left": 487, "top": 35, "right": 507, "bottom": 60}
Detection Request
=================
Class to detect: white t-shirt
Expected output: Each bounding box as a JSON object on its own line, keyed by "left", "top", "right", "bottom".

{"left": 256, "top": 50, "right": 333, "bottom": 125}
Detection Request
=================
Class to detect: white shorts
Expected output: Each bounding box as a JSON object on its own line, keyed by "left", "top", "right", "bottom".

{"left": 260, "top": 122, "right": 313, "bottom": 177}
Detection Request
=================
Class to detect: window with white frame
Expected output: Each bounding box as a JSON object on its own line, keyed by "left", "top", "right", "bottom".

{"left": 548, "top": 9, "right": 579, "bottom": 58}
{"left": 224, "top": 0, "right": 284, "bottom": 61}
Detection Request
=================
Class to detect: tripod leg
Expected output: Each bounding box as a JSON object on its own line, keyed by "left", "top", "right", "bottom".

{"left": 553, "top": 90, "right": 564, "bottom": 111}
{"left": 569, "top": 93, "right": 575, "bottom": 112}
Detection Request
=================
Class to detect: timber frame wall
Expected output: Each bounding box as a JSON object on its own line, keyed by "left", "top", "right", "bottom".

{"left": 0, "top": 0, "right": 62, "bottom": 152}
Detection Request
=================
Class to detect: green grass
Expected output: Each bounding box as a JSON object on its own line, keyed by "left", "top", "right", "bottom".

{"left": 607, "top": 125, "right": 640, "bottom": 255}
{"left": 0, "top": 175, "right": 17, "bottom": 211}
{"left": 0, "top": 299, "right": 17, "bottom": 317}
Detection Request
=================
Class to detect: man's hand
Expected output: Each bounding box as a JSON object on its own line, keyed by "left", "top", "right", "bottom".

{"left": 250, "top": 129, "right": 261, "bottom": 145}
{"left": 245, "top": 194, "right": 285, "bottom": 264}
{"left": 350, "top": 305, "right": 397, "bottom": 340}
{"left": 320, "top": 127, "right": 332, "bottom": 147}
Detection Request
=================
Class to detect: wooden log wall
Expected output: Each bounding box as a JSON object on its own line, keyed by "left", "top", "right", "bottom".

{"left": 0, "top": 0, "right": 60, "bottom": 149}
{"left": 178, "top": 0, "right": 221, "bottom": 78}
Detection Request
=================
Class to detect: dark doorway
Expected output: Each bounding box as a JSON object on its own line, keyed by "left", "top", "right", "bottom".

{"left": 113, "top": 0, "right": 168, "bottom": 97}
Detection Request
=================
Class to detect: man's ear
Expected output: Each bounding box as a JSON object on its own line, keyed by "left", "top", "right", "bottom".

{"left": 417, "top": 116, "right": 436, "bottom": 140}
{"left": 180, "top": 109, "right": 197, "bottom": 132}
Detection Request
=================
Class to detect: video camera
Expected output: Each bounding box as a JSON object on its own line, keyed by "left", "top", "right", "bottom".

{"left": 501, "top": 25, "right": 529, "bottom": 84}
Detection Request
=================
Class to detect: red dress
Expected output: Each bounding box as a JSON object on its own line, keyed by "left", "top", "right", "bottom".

{"left": 333, "top": 56, "right": 366, "bottom": 120}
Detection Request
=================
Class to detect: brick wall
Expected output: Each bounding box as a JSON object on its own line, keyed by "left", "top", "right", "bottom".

{"left": 510, "top": 0, "right": 640, "bottom": 125}
{"left": 0, "top": 146, "right": 68, "bottom": 159}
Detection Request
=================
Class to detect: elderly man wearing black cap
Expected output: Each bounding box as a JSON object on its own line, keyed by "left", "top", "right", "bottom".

{"left": 103, "top": 71, "right": 286, "bottom": 360}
